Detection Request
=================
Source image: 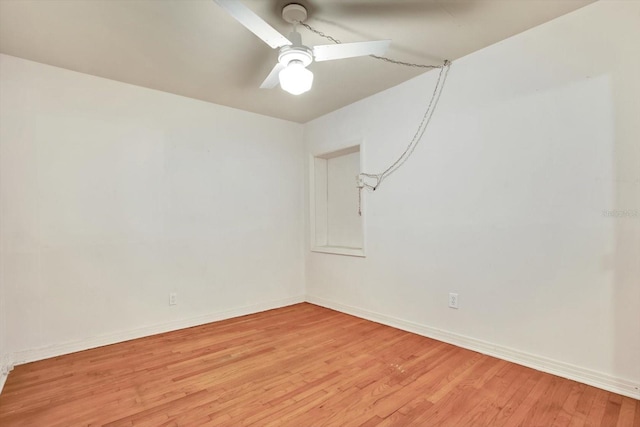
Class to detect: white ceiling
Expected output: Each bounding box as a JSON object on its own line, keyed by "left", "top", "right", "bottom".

{"left": 0, "top": 0, "right": 595, "bottom": 123}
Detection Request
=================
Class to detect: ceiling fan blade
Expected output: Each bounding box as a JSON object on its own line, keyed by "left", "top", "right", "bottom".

{"left": 260, "top": 63, "right": 285, "bottom": 89}
{"left": 313, "top": 39, "right": 391, "bottom": 62}
{"left": 213, "top": 0, "right": 292, "bottom": 49}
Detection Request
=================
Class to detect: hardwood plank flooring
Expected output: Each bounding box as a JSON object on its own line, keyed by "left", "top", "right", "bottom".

{"left": 0, "top": 303, "right": 637, "bottom": 426}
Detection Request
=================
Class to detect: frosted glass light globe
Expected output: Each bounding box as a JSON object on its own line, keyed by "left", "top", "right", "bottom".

{"left": 279, "top": 60, "right": 313, "bottom": 95}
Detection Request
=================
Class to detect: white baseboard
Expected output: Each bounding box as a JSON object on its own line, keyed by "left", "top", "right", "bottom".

{"left": 0, "top": 373, "right": 7, "bottom": 395}
{"left": 0, "top": 295, "right": 304, "bottom": 395}
{"left": 3, "top": 294, "right": 637, "bottom": 400}
{"left": 306, "top": 295, "right": 640, "bottom": 400}
{"left": 0, "top": 353, "right": 15, "bottom": 395}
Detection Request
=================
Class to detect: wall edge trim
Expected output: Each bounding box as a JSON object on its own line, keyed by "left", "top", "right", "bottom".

{"left": 2, "top": 295, "right": 305, "bottom": 390}
{"left": 306, "top": 294, "right": 640, "bottom": 400}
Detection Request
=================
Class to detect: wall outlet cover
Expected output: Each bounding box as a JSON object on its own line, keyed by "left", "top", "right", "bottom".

{"left": 449, "top": 293, "right": 459, "bottom": 309}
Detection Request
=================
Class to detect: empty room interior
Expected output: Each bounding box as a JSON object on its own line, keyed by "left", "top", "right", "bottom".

{"left": 0, "top": 0, "right": 639, "bottom": 425}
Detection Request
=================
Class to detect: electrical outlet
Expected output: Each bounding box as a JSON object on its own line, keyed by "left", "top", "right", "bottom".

{"left": 449, "top": 293, "right": 459, "bottom": 309}
{"left": 169, "top": 292, "right": 177, "bottom": 306}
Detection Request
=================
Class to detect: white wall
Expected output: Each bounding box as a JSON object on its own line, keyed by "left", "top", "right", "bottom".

{"left": 0, "top": 54, "right": 305, "bottom": 372}
{"left": 305, "top": 0, "right": 640, "bottom": 398}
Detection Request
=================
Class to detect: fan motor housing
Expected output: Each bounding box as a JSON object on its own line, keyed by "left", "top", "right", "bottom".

{"left": 278, "top": 45, "right": 313, "bottom": 67}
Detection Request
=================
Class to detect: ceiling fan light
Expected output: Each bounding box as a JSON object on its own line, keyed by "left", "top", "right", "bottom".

{"left": 279, "top": 60, "right": 313, "bottom": 95}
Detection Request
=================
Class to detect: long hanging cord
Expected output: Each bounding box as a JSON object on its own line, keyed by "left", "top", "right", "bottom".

{"left": 300, "top": 22, "right": 452, "bottom": 215}
{"left": 299, "top": 22, "right": 445, "bottom": 71}
{"left": 359, "top": 62, "right": 451, "bottom": 191}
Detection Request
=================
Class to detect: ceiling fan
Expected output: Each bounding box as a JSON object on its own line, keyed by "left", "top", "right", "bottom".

{"left": 213, "top": 0, "right": 391, "bottom": 95}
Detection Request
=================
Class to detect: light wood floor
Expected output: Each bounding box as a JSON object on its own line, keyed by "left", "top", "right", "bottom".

{"left": 0, "top": 303, "right": 637, "bottom": 426}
